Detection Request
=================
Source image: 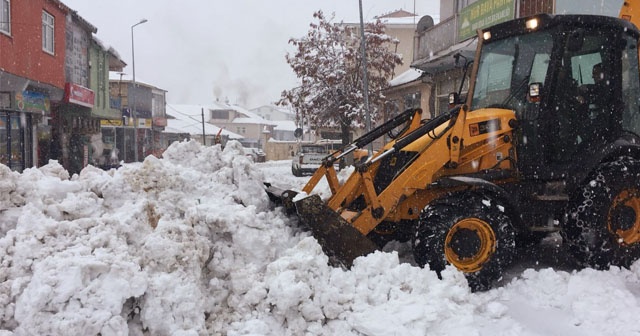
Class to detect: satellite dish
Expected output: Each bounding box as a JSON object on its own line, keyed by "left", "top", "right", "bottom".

{"left": 294, "top": 128, "right": 303, "bottom": 138}
{"left": 417, "top": 15, "right": 434, "bottom": 33}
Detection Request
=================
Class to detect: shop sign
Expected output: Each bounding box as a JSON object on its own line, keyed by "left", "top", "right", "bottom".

{"left": 64, "top": 83, "right": 95, "bottom": 108}
{"left": 458, "top": 0, "right": 515, "bottom": 42}
{"left": 15, "top": 91, "right": 50, "bottom": 113}
{"left": 101, "top": 119, "right": 123, "bottom": 127}
{"left": 153, "top": 117, "right": 167, "bottom": 127}
{"left": 99, "top": 118, "right": 152, "bottom": 128}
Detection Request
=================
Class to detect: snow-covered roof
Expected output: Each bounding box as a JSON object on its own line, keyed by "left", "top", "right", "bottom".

{"left": 93, "top": 37, "right": 126, "bottom": 68}
{"left": 250, "top": 104, "right": 295, "bottom": 116}
{"left": 109, "top": 71, "right": 164, "bottom": 91}
{"left": 272, "top": 120, "right": 297, "bottom": 131}
{"left": 378, "top": 16, "right": 420, "bottom": 26}
{"left": 389, "top": 68, "right": 424, "bottom": 87}
{"left": 343, "top": 9, "right": 438, "bottom": 26}
{"left": 166, "top": 104, "right": 243, "bottom": 139}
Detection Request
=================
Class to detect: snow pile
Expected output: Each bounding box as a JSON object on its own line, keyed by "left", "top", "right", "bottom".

{"left": 0, "top": 141, "right": 296, "bottom": 335}
{"left": 1, "top": 140, "right": 640, "bottom": 335}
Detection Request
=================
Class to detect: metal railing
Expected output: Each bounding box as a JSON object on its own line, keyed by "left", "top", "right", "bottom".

{"left": 414, "top": 15, "right": 458, "bottom": 63}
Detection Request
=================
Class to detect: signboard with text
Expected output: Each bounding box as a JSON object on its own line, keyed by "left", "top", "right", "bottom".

{"left": 101, "top": 119, "right": 124, "bottom": 127}
{"left": 64, "top": 83, "right": 95, "bottom": 108}
{"left": 100, "top": 118, "right": 151, "bottom": 128}
{"left": 458, "top": 0, "right": 515, "bottom": 42}
{"left": 15, "top": 91, "right": 50, "bottom": 113}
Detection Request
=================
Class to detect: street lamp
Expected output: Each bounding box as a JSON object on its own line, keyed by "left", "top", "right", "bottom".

{"left": 131, "top": 18, "right": 148, "bottom": 162}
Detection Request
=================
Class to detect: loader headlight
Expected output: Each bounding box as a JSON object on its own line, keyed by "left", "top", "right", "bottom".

{"left": 526, "top": 18, "right": 539, "bottom": 30}
{"left": 448, "top": 92, "right": 459, "bottom": 105}
{"left": 528, "top": 82, "right": 542, "bottom": 103}
{"left": 483, "top": 31, "right": 492, "bottom": 40}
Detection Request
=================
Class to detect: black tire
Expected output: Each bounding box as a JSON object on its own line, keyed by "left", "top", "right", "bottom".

{"left": 562, "top": 156, "right": 640, "bottom": 269}
{"left": 292, "top": 166, "right": 302, "bottom": 177}
{"left": 412, "top": 192, "right": 516, "bottom": 291}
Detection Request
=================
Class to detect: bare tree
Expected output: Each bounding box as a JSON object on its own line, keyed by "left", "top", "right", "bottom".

{"left": 280, "top": 10, "right": 402, "bottom": 145}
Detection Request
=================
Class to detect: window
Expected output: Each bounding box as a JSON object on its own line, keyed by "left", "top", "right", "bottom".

{"left": 152, "top": 92, "right": 165, "bottom": 117}
{"left": 0, "top": 92, "right": 9, "bottom": 108}
{"left": 620, "top": 35, "right": 640, "bottom": 136}
{"left": 403, "top": 92, "right": 421, "bottom": 110}
{"left": 0, "top": 0, "right": 9, "bottom": 35}
{"left": 42, "top": 11, "right": 54, "bottom": 54}
{"left": 211, "top": 109, "right": 229, "bottom": 119}
{"left": 472, "top": 30, "right": 553, "bottom": 112}
{"left": 457, "top": 0, "right": 478, "bottom": 12}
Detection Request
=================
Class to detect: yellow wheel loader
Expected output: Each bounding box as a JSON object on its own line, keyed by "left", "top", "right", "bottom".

{"left": 267, "top": 3, "right": 640, "bottom": 290}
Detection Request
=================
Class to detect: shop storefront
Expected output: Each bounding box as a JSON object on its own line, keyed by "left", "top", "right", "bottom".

{"left": 52, "top": 83, "right": 99, "bottom": 174}
{"left": 0, "top": 90, "right": 52, "bottom": 172}
{"left": 0, "top": 111, "right": 33, "bottom": 172}
{"left": 100, "top": 113, "right": 155, "bottom": 163}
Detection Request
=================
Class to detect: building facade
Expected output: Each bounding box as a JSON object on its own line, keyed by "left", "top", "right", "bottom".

{"left": 88, "top": 37, "right": 126, "bottom": 168}
{"left": 105, "top": 72, "right": 167, "bottom": 163}
{"left": 0, "top": 0, "right": 68, "bottom": 171}
{"left": 207, "top": 103, "right": 275, "bottom": 149}
{"left": 0, "top": 0, "right": 129, "bottom": 173}
{"left": 53, "top": 10, "right": 98, "bottom": 174}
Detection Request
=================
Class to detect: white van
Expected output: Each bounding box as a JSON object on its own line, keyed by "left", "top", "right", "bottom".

{"left": 291, "top": 140, "right": 340, "bottom": 176}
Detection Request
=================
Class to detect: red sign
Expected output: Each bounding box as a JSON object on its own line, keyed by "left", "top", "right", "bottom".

{"left": 153, "top": 117, "right": 167, "bottom": 127}
{"left": 64, "top": 83, "right": 95, "bottom": 108}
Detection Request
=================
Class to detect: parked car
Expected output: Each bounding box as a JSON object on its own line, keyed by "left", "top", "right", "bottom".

{"left": 291, "top": 140, "right": 374, "bottom": 176}
{"left": 244, "top": 147, "right": 266, "bottom": 162}
{"left": 291, "top": 143, "right": 327, "bottom": 176}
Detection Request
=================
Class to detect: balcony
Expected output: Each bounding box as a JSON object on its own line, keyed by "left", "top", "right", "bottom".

{"left": 413, "top": 15, "right": 458, "bottom": 64}
{"left": 411, "top": 14, "right": 476, "bottom": 74}
{"left": 412, "top": 0, "right": 516, "bottom": 73}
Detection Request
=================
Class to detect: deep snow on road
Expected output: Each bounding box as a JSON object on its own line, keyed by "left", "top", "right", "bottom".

{"left": 1, "top": 140, "right": 640, "bottom": 335}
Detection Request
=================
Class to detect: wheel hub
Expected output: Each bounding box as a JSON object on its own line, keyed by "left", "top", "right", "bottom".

{"left": 608, "top": 189, "right": 640, "bottom": 246}
{"left": 445, "top": 218, "right": 496, "bottom": 273}
{"left": 447, "top": 228, "right": 482, "bottom": 259}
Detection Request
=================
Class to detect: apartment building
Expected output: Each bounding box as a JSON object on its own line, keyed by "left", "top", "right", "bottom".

{"left": 0, "top": 0, "right": 127, "bottom": 173}
{"left": 0, "top": 0, "right": 68, "bottom": 171}
{"left": 106, "top": 72, "right": 167, "bottom": 162}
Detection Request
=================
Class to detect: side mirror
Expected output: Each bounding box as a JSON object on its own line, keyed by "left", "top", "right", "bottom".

{"left": 448, "top": 92, "right": 460, "bottom": 108}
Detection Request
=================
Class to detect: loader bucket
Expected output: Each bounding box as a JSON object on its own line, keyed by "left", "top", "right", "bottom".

{"left": 294, "top": 194, "right": 379, "bottom": 268}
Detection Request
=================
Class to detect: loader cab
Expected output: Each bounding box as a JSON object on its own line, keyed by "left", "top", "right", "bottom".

{"left": 471, "top": 14, "right": 640, "bottom": 180}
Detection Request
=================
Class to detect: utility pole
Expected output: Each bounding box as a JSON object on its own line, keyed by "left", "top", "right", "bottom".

{"left": 358, "top": 0, "right": 373, "bottom": 154}
{"left": 131, "top": 18, "right": 148, "bottom": 162}
{"left": 201, "top": 108, "right": 206, "bottom": 146}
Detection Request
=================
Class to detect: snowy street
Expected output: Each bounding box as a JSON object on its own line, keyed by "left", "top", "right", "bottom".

{"left": 1, "top": 140, "right": 640, "bottom": 335}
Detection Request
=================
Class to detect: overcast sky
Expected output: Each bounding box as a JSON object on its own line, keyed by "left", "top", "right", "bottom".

{"left": 61, "top": 0, "right": 439, "bottom": 109}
